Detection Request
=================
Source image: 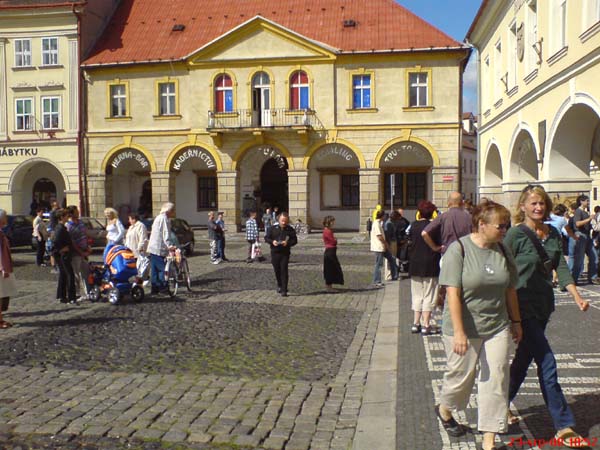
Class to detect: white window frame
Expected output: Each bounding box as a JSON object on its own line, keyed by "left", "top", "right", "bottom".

{"left": 159, "top": 82, "right": 176, "bottom": 115}
{"left": 408, "top": 72, "right": 429, "bottom": 107}
{"left": 15, "top": 98, "right": 34, "bottom": 131}
{"left": 483, "top": 55, "right": 490, "bottom": 110}
{"left": 494, "top": 39, "right": 503, "bottom": 100}
{"left": 550, "top": 0, "right": 567, "bottom": 54}
{"left": 583, "top": 0, "right": 600, "bottom": 31}
{"left": 14, "top": 39, "right": 32, "bottom": 67}
{"left": 508, "top": 21, "right": 517, "bottom": 89}
{"left": 41, "top": 96, "right": 60, "bottom": 130}
{"left": 41, "top": 37, "right": 59, "bottom": 66}
{"left": 526, "top": 0, "right": 538, "bottom": 73}
{"left": 352, "top": 74, "right": 372, "bottom": 109}
{"left": 110, "top": 84, "right": 127, "bottom": 117}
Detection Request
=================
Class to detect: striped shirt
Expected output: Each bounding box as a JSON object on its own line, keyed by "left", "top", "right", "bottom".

{"left": 246, "top": 218, "right": 259, "bottom": 241}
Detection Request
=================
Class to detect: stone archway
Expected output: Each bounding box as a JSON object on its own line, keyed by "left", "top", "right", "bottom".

{"left": 10, "top": 160, "right": 67, "bottom": 214}
{"left": 480, "top": 144, "right": 504, "bottom": 202}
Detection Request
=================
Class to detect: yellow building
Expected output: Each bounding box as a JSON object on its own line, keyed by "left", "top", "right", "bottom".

{"left": 0, "top": 0, "right": 119, "bottom": 214}
{"left": 83, "top": 0, "right": 469, "bottom": 229}
{"left": 468, "top": 0, "right": 600, "bottom": 208}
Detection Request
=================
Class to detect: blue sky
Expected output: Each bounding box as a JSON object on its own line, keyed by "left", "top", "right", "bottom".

{"left": 396, "top": 0, "right": 481, "bottom": 113}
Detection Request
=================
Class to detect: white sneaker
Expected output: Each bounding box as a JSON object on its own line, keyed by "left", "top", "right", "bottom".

{"left": 76, "top": 295, "right": 87, "bottom": 302}
{"left": 142, "top": 280, "right": 150, "bottom": 287}
{"left": 212, "top": 258, "right": 222, "bottom": 265}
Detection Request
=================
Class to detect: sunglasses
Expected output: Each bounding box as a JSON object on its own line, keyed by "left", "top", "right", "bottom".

{"left": 522, "top": 184, "right": 544, "bottom": 193}
{"left": 491, "top": 223, "right": 510, "bottom": 230}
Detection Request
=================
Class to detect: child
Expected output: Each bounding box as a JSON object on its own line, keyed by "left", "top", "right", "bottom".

{"left": 245, "top": 210, "right": 263, "bottom": 263}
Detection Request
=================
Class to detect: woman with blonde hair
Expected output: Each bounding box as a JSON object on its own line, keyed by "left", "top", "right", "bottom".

{"left": 322, "top": 215, "right": 344, "bottom": 292}
{"left": 436, "top": 201, "right": 521, "bottom": 450}
{"left": 504, "top": 185, "right": 589, "bottom": 448}
{"left": 104, "top": 207, "right": 125, "bottom": 246}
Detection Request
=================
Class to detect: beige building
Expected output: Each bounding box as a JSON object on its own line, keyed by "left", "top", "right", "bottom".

{"left": 468, "top": 0, "right": 600, "bottom": 208}
{"left": 461, "top": 112, "right": 478, "bottom": 202}
{"left": 83, "top": 0, "right": 469, "bottom": 229}
{"left": 0, "top": 0, "right": 118, "bottom": 214}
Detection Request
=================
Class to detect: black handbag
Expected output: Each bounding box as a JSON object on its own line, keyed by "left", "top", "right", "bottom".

{"left": 518, "top": 224, "right": 554, "bottom": 275}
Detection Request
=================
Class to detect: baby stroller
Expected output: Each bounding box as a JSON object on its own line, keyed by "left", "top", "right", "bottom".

{"left": 87, "top": 244, "right": 144, "bottom": 304}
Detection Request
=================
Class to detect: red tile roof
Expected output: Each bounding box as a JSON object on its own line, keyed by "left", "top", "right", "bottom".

{"left": 84, "top": 0, "right": 464, "bottom": 66}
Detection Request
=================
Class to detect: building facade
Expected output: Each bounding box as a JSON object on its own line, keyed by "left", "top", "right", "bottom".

{"left": 468, "top": 0, "right": 600, "bottom": 208}
{"left": 83, "top": 0, "right": 469, "bottom": 229}
{"left": 461, "top": 112, "right": 478, "bottom": 202}
{"left": 0, "top": 0, "right": 119, "bottom": 215}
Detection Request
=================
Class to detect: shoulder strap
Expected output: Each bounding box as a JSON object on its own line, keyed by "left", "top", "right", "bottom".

{"left": 517, "top": 223, "right": 551, "bottom": 265}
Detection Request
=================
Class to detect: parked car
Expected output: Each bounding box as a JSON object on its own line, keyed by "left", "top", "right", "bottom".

{"left": 80, "top": 217, "right": 108, "bottom": 249}
{"left": 3, "top": 215, "right": 34, "bottom": 248}
{"left": 141, "top": 217, "right": 195, "bottom": 256}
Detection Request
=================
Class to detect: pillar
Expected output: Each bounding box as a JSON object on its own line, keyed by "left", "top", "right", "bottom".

{"left": 359, "top": 168, "right": 380, "bottom": 233}
{"left": 87, "top": 173, "right": 107, "bottom": 220}
{"left": 287, "top": 169, "right": 309, "bottom": 224}
{"left": 217, "top": 171, "right": 239, "bottom": 229}
{"left": 151, "top": 171, "right": 175, "bottom": 217}
{"left": 431, "top": 166, "right": 460, "bottom": 211}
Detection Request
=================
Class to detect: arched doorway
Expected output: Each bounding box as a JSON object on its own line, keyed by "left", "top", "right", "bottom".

{"left": 481, "top": 144, "right": 504, "bottom": 202}
{"left": 260, "top": 158, "right": 288, "bottom": 211}
{"left": 105, "top": 148, "right": 151, "bottom": 218}
{"left": 378, "top": 141, "right": 433, "bottom": 219}
{"left": 10, "top": 160, "right": 67, "bottom": 214}
{"left": 510, "top": 130, "right": 538, "bottom": 182}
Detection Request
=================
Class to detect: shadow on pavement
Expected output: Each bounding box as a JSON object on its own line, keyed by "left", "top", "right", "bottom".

{"left": 8, "top": 307, "right": 80, "bottom": 317}
{"left": 14, "top": 316, "right": 126, "bottom": 328}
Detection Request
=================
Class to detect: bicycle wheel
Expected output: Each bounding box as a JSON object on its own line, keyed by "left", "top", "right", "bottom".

{"left": 165, "top": 261, "right": 178, "bottom": 297}
{"left": 180, "top": 259, "right": 192, "bottom": 291}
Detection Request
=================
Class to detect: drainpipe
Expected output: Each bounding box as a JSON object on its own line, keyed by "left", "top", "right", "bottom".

{"left": 72, "top": 4, "right": 86, "bottom": 215}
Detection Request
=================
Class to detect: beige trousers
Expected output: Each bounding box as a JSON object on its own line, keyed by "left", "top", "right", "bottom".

{"left": 440, "top": 327, "right": 511, "bottom": 433}
{"left": 410, "top": 276, "right": 438, "bottom": 312}
{"left": 384, "top": 241, "right": 398, "bottom": 280}
{"left": 71, "top": 255, "right": 89, "bottom": 298}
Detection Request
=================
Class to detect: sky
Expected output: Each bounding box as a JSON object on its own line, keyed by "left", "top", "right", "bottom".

{"left": 396, "top": 0, "right": 482, "bottom": 113}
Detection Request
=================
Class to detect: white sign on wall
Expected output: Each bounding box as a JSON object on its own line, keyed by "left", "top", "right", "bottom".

{"left": 172, "top": 147, "right": 216, "bottom": 171}
{"left": 110, "top": 150, "right": 150, "bottom": 170}
{"left": 258, "top": 146, "right": 287, "bottom": 169}
{"left": 315, "top": 144, "right": 355, "bottom": 162}
{"left": 382, "top": 142, "right": 431, "bottom": 166}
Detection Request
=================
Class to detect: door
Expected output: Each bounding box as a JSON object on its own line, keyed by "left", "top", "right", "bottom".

{"left": 252, "top": 72, "right": 271, "bottom": 127}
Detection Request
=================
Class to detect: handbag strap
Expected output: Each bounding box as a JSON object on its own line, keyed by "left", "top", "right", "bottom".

{"left": 518, "top": 224, "right": 552, "bottom": 266}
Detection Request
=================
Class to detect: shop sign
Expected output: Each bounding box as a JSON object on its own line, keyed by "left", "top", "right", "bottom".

{"left": 315, "top": 145, "right": 355, "bottom": 162}
{"left": 172, "top": 147, "right": 216, "bottom": 170}
{"left": 0, "top": 147, "right": 38, "bottom": 157}
{"left": 382, "top": 143, "right": 430, "bottom": 164}
{"left": 442, "top": 175, "right": 454, "bottom": 182}
{"left": 111, "top": 150, "right": 149, "bottom": 170}
{"left": 259, "top": 146, "right": 286, "bottom": 169}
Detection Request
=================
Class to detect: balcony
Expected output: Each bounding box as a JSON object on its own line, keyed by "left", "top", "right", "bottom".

{"left": 207, "top": 108, "right": 320, "bottom": 131}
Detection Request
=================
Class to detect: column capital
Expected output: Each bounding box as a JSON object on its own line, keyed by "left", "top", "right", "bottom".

{"left": 359, "top": 168, "right": 380, "bottom": 174}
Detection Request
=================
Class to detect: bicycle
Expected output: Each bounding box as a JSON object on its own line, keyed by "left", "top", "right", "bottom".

{"left": 164, "top": 243, "right": 192, "bottom": 297}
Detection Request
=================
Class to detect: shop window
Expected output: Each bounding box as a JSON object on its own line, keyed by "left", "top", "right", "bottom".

{"left": 14, "top": 39, "right": 32, "bottom": 67}
{"left": 15, "top": 98, "right": 34, "bottom": 131}
{"left": 109, "top": 83, "right": 128, "bottom": 117}
{"left": 214, "top": 75, "right": 233, "bottom": 113}
{"left": 352, "top": 74, "right": 371, "bottom": 109}
{"left": 383, "top": 171, "right": 427, "bottom": 208}
{"left": 341, "top": 174, "right": 359, "bottom": 208}
{"left": 320, "top": 172, "right": 359, "bottom": 210}
{"left": 41, "top": 37, "right": 58, "bottom": 66}
{"left": 290, "top": 70, "right": 309, "bottom": 110}
{"left": 158, "top": 81, "right": 177, "bottom": 116}
{"left": 42, "top": 96, "right": 60, "bottom": 129}
{"left": 197, "top": 176, "right": 217, "bottom": 210}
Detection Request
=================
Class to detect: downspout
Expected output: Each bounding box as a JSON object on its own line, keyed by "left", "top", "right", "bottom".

{"left": 464, "top": 40, "right": 480, "bottom": 201}
{"left": 73, "top": 5, "right": 87, "bottom": 215}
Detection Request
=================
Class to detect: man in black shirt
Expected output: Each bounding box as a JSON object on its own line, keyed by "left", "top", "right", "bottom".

{"left": 571, "top": 194, "right": 599, "bottom": 284}
{"left": 264, "top": 212, "right": 298, "bottom": 296}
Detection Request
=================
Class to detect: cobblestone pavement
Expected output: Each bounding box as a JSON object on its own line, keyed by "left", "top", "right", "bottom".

{"left": 0, "top": 234, "right": 384, "bottom": 449}
{"left": 398, "top": 277, "right": 600, "bottom": 450}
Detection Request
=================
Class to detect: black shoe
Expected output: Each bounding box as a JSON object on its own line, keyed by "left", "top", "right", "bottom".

{"left": 435, "top": 405, "right": 466, "bottom": 437}
{"left": 222, "top": 257, "right": 230, "bottom": 262}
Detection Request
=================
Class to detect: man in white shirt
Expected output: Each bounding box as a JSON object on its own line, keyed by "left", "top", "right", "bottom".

{"left": 147, "top": 202, "right": 175, "bottom": 294}
{"left": 371, "top": 210, "right": 398, "bottom": 287}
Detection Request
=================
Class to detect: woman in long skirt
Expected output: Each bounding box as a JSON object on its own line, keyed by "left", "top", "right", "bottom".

{"left": 0, "top": 210, "right": 18, "bottom": 328}
{"left": 323, "top": 216, "right": 344, "bottom": 292}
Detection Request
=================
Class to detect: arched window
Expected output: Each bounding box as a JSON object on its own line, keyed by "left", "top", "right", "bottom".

{"left": 290, "top": 70, "right": 309, "bottom": 110}
{"left": 214, "top": 74, "right": 233, "bottom": 112}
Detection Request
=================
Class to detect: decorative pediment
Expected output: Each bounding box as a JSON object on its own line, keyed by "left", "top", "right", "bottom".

{"left": 187, "top": 16, "right": 336, "bottom": 66}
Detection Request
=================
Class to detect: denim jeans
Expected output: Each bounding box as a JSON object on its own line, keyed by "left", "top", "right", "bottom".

{"left": 150, "top": 253, "right": 167, "bottom": 291}
{"left": 570, "top": 233, "right": 598, "bottom": 283}
{"left": 373, "top": 250, "right": 397, "bottom": 284}
{"left": 509, "top": 317, "right": 575, "bottom": 431}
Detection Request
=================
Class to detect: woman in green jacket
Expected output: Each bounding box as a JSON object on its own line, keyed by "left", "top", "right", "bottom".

{"left": 504, "top": 185, "right": 589, "bottom": 448}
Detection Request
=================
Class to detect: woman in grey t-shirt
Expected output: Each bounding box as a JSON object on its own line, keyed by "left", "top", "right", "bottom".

{"left": 435, "top": 202, "right": 522, "bottom": 450}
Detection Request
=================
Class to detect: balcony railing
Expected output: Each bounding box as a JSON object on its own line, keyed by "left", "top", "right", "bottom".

{"left": 207, "top": 108, "right": 319, "bottom": 130}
